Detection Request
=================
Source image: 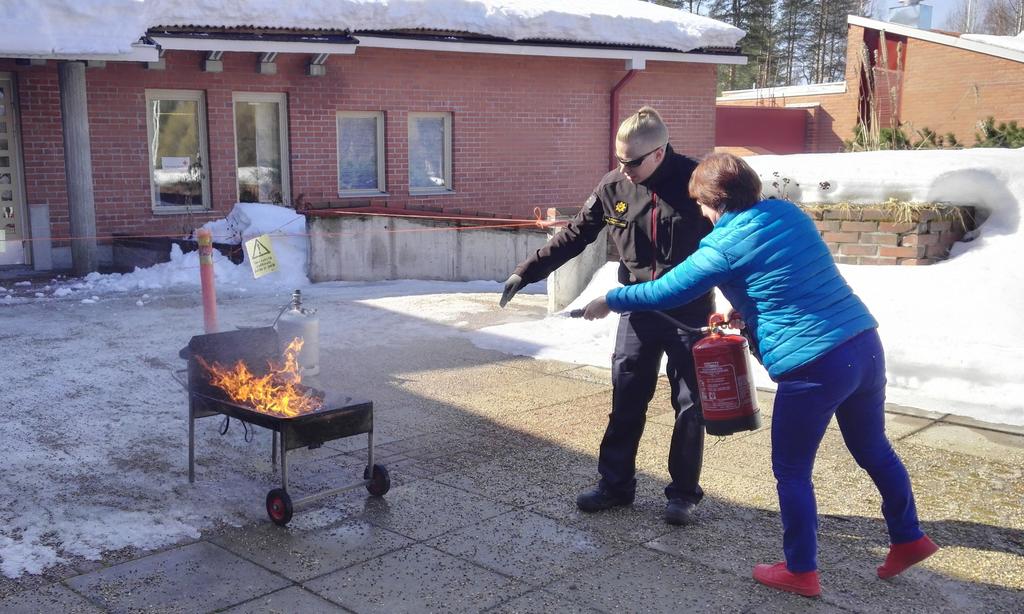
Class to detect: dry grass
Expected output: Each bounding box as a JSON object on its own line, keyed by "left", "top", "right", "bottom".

{"left": 799, "top": 198, "right": 974, "bottom": 229}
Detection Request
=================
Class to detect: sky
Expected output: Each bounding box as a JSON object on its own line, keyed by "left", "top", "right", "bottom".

{"left": 891, "top": 1, "right": 956, "bottom": 27}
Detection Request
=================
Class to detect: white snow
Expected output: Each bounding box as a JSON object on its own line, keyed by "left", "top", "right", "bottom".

{"left": 473, "top": 148, "right": 1024, "bottom": 428}
{"left": 70, "top": 202, "right": 312, "bottom": 297}
{"left": 3, "top": 0, "right": 744, "bottom": 56}
{"left": 2, "top": 149, "right": 1023, "bottom": 579}
{"left": 962, "top": 30, "right": 1024, "bottom": 54}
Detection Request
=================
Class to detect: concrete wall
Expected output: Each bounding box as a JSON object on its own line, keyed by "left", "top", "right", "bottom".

{"left": 546, "top": 225, "right": 607, "bottom": 313}
{"left": 307, "top": 213, "right": 550, "bottom": 283}
{"left": 307, "top": 212, "right": 607, "bottom": 311}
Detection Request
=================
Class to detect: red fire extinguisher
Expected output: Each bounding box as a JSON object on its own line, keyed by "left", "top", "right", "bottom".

{"left": 566, "top": 309, "right": 761, "bottom": 436}
{"left": 690, "top": 313, "right": 761, "bottom": 436}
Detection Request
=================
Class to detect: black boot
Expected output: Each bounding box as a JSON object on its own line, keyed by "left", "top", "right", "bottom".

{"left": 665, "top": 499, "right": 697, "bottom": 525}
{"left": 576, "top": 484, "right": 634, "bottom": 512}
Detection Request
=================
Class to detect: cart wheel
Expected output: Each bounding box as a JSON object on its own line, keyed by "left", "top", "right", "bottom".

{"left": 266, "top": 488, "right": 293, "bottom": 526}
{"left": 364, "top": 464, "right": 390, "bottom": 497}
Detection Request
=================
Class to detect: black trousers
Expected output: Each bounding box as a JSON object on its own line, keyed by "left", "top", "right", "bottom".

{"left": 597, "top": 310, "right": 706, "bottom": 504}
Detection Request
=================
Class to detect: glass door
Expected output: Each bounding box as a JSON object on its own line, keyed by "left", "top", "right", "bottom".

{"left": 0, "top": 75, "right": 26, "bottom": 265}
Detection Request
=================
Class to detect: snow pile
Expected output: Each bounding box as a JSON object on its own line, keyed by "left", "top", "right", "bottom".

{"left": 473, "top": 149, "right": 1024, "bottom": 427}
{"left": 58, "top": 203, "right": 310, "bottom": 298}
{"left": 962, "top": 30, "right": 1024, "bottom": 54}
{"left": 3, "top": 0, "right": 743, "bottom": 56}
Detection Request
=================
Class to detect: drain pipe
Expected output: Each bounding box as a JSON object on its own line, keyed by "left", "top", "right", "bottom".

{"left": 609, "top": 61, "right": 644, "bottom": 169}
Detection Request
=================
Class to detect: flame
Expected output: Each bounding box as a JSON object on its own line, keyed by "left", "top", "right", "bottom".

{"left": 197, "top": 337, "right": 323, "bottom": 417}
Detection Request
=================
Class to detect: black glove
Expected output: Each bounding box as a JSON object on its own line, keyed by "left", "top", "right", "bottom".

{"left": 499, "top": 274, "right": 524, "bottom": 308}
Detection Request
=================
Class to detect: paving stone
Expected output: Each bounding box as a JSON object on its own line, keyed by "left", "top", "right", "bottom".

{"left": 305, "top": 544, "right": 530, "bottom": 614}
{"left": 527, "top": 490, "right": 676, "bottom": 545}
{"left": 894, "top": 440, "right": 1024, "bottom": 529}
{"left": 646, "top": 510, "right": 862, "bottom": 578}
{"left": 221, "top": 586, "right": 348, "bottom": 613}
{"left": 429, "top": 510, "right": 628, "bottom": 585}
{"left": 65, "top": 541, "right": 290, "bottom": 613}
{"left": 485, "top": 589, "right": 604, "bottom": 613}
{"left": 454, "top": 376, "right": 612, "bottom": 419}
{"left": 545, "top": 545, "right": 764, "bottom": 612}
{"left": 940, "top": 413, "right": 1024, "bottom": 436}
{"left": 212, "top": 518, "right": 414, "bottom": 582}
{"left": 822, "top": 531, "right": 1024, "bottom": 612}
{"left": 357, "top": 479, "right": 514, "bottom": 541}
{"left": 431, "top": 458, "right": 572, "bottom": 507}
{"left": 884, "top": 403, "right": 947, "bottom": 421}
{"left": 555, "top": 365, "right": 613, "bottom": 386}
{"left": 900, "top": 422, "right": 1024, "bottom": 463}
{"left": 0, "top": 583, "right": 103, "bottom": 613}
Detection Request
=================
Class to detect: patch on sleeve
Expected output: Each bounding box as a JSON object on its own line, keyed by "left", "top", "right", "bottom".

{"left": 614, "top": 201, "right": 628, "bottom": 214}
{"left": 603, "top": 216, "right": 628, "bottom": 228}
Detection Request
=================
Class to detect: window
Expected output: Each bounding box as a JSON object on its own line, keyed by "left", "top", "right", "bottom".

{"left": 145, "top": 90, "right": 211, "bottom": 212}
{"left": 337, "top": 111, "right": 385, "bottom": 196}
{"left": 408, "top": 112, "right": 452, "bottom": 193}
{"left": 233, "top": 93, "right": 290, "bottom": 204}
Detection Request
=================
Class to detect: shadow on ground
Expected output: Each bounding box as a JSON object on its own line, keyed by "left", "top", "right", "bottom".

{"left": 0, "top": 288, "right": 1021, "bottom": 613}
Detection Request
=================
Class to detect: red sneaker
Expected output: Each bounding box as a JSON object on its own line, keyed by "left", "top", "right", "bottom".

{"left": 877, "top": 535, "right": 939, "bottom": 579}
{"left": 753, "top": 562, "right": 821, "bottom": 597}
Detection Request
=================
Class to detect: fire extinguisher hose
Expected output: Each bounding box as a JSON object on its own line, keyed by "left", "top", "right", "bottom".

{"left": 565, "top": 308, "right": 710, "bottom": 336}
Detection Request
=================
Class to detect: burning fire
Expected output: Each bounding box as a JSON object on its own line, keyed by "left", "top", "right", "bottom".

{"left": 197, "top": 338, "right": 323, "bottom": 417}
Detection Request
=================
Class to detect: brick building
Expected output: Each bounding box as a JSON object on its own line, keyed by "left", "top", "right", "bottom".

{"left": 0, "top": 6, "right": 744, "bottom": 273}
{"left": 715, "top": 15, "right": 1024, "bottom": 155}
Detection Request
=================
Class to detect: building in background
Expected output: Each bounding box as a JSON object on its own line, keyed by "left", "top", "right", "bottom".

{"left": 0, "top": 2, "right": 745, "bottom": 273}
{"left": 715, "top": 13, "right": 1024, "bottom": 155}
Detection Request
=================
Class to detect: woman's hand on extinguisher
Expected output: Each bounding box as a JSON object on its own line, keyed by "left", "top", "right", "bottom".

{"left": 583, "top": 295, "right": 612, "bottom": 320}
{"left": 727, "top": 309, "right": 745, "bottom": 330}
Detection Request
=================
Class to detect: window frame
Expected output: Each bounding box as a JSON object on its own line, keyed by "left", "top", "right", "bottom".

{"left": 407, "top": 111, "right": 453, "bottom": 195}
{"left": 144, "top": 89, "right": 212, "bottom": 214}
{"left": 231, "top": 92, "right": 291, "bottom": 205}
{"left": 336, "top": 111, "right": 386, "bottom": 197}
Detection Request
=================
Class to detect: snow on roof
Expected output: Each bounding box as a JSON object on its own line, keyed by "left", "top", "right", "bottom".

{"left": 848, "top": 15, "right": 1024, "bottom": 64}
{"left": 961, "top": 31, "right": 1024, "bottom": 54}
{"left": 3, "top": 0, "right": 745, "bottom": 57}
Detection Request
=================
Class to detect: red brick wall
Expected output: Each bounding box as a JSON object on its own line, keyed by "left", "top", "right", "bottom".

{"left": 719, "top": 24, "right": 1024, "bottom": 154}
{"left": 716, "top": 26, "right": 864, "bottom": 154}
{"left": 717, "top": 92, "right": 854, "bottom": 154}
{"left": 899, "top": 37, "right": 1024, "bottom": 145}
{"left": 1, "top": 50, "right": 716, "bottom": 245}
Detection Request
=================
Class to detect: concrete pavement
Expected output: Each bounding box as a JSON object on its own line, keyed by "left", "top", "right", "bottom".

{"left": 1, "top": 289, "right": 1021, "bottom": 613}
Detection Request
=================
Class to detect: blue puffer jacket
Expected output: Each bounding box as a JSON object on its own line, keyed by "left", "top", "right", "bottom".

{"left": 606, "top": 198, "right": 878, "bottom": 380}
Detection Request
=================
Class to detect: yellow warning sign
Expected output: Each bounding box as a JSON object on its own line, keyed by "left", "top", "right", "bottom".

{"left": 244, "top": 234, "right": 278, "bottom": 278}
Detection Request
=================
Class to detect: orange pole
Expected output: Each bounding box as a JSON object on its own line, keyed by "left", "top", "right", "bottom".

{"left": 197, "top": 229, "right": 218, "bottom": 333}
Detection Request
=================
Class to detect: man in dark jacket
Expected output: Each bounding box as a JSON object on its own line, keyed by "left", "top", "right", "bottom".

{"left": 499, "top": 107, "right": 714, "bottom": 525}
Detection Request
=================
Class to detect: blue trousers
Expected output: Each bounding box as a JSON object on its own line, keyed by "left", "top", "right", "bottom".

{"left": 772, "top": 328, "right": 924, "bottom": 572}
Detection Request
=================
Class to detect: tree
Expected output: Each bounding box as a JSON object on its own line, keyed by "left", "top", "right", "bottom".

{"left": 645, "top": 0, "right": 708, "bottom": 12}
{"left": 945, "top": 0, "right": 1024, "bottom": 34}
{"left": 708, "top": 0, "right": 780, "bottom": 90}
{"left": 983, "top": 0, "right": 1024, "bottom": 34}
{"left": 777, "top": 0, "right": 814, "bottom": 85}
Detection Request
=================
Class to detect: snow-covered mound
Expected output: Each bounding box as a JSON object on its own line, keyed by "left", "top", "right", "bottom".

{"left": 473, "top": 149, "right": 1024, "bottom": 427}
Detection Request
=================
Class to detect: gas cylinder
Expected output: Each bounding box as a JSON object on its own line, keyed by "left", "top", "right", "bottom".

{"left": 692, "top": 313, "right": 761, "bottom": 436}
{"left": 274, "top": 289, "right": 320, "bottom": 377}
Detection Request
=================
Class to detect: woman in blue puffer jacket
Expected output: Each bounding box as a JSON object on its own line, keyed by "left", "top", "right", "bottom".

{"left": 582, "top": 153, "right": 937, "bottom": 598}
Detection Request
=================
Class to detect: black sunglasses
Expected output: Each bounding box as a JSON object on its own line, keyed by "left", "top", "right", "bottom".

{"left": 616, "top": 145, "right": 663, "bottom": 168}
